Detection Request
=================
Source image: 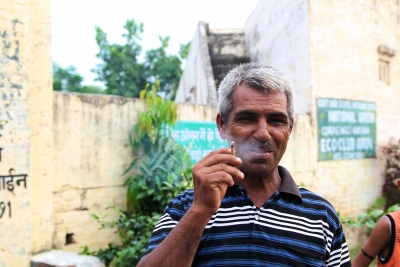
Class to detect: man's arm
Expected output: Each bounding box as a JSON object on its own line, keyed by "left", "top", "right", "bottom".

{"left": 137, "top": 148, "right": 244, "bottom": 267}
{"left": 352, "top": 216, "right": 391, "bottom": 267}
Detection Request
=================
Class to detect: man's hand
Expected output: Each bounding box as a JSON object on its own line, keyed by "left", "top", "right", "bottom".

{"left": 191, "top": 148, "right": 244, "bottom": 216}
{"left": 137, "top": 148, "right": 244, "bottom": 267}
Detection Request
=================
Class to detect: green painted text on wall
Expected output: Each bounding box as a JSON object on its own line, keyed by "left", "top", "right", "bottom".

{"left": 170, "top": 121, "right": 227, "bottom": 163}
{"left": 317, "top": 98, "right": 376, "bottom": 161}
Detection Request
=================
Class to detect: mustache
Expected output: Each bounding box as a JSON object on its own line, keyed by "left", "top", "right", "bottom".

{"left": 257, "top": 141, "right": 276, "bottom": 151}
{"left": 237, "top": 140, "right": 276, "bottom": 153}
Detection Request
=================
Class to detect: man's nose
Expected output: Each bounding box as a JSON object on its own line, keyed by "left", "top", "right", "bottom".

{"left": 253, "top": 120, "right": 271, "bottom": 142}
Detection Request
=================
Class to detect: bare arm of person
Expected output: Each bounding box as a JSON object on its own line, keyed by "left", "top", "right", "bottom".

{"left": 137, "top": 148, "right": 244, "bottom": 267}
{"left": 352, "top": 216, "right": 391, "bottom": 267}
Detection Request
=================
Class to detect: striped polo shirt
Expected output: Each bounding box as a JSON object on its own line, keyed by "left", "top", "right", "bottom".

{"left": 143, "top": 166, "right": 352, "bottom": 266}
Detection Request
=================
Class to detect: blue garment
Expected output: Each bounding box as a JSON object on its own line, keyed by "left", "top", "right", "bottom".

{"left": 143, "top": 166, "right": 351, "bottom": 267}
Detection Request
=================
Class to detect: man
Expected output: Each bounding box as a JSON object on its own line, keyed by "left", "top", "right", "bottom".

{"left": 138, "top": 62, "right": 351, "bottom": 266}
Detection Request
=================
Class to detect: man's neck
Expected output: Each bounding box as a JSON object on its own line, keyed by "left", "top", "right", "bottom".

{"left": 236, "top": 169, "right": 282, "bottom": 208}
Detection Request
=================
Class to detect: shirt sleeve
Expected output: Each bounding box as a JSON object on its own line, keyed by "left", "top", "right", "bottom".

{"left": 325, "top": 215, "right": 352, "bottom": 267}
{"left": 141, "top": 189, "right": 193, "bottom": 258}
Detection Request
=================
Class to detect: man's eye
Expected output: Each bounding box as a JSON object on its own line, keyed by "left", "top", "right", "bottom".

{"left": 237, "top": 117, "right": 253, "bottom": 122}
{"left": 269, "top": 118, "right": 287, "bottom": 125}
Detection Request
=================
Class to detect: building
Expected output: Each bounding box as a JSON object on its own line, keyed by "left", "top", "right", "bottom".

{"left": 1, "top": 0, "right": 399, "bottom": 265}
{"left": 176, "top": 0, "right": 400, "bottom": 246}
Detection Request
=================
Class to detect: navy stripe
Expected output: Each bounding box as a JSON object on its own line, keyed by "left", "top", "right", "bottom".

{"left": 143, "top": 184, "right": 351, "bottom": 266}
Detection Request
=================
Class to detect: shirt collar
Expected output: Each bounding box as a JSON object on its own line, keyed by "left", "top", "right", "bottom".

{"left": 229, "top": 166, "right": 302, "bottom": 201}
{"left": 278, "top": 165, "right": 302, "bottom": 201}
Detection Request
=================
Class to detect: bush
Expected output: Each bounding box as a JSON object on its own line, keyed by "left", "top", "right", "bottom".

{"left": 82, "top": 210, "right": 160, "bottom": 266}
{"left": 341, "top": 197, "right": 400, "bottom": 234}
{"left": 341, "top": 138, "right": 400, "bottom": 233}
{"left": 381, "top": 138, "right": 400, "bottom": 209}
{"left": 81, "top": 83, "right": 193, "bottom": 266}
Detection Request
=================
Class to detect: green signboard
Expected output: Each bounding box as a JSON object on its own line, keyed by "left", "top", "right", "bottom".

{"left": 317, "top": 98, "right": 376, "bottom": 161}
{"left": 170, "top": 121, "right": 227, "bottom": 163}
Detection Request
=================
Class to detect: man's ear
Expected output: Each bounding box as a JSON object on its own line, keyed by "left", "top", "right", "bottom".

{"left": 216, "top": 113, "right": 227, "bottom": 140}
{"left": 289, "top": 117, "right": 295, "bottom": 134}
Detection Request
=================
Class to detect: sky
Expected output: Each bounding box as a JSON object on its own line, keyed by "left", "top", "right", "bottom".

{"left": 51, "top": 0, "right": 260, "bottom": 87}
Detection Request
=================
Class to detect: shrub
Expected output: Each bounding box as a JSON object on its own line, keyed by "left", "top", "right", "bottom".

{"left": 81, "top": 83, "right": 193, "bottom": 266}
{"left": 380, "top": 138, "right": 400, "bottom": 209}
{"left": 341, "top": 138, "right": 400, "bottom": 233}
{"left": 341, "top": 197, "right": 400, "bottom": 234}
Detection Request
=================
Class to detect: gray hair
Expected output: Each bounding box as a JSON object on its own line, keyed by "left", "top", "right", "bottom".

{"left": 217, "top": 62, "right": 293, "bottom": 124}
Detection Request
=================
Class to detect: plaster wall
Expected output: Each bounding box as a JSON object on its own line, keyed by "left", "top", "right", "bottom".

{"left": 244, "top": 0, "right": 400, "bottom": 221}
{"left": 52, "top": 92, "right": 218, "bottom": 252}
{"left": 2, "top": 0, "right": 400, "bottom": 263}
{"left": 53, "top": 91, "right": 369, "bottom": 250}
{"left": 244, "top": 0, "right": 312, "bottom": 115}
{"left": 53, "top": 0, "right": 400, "bottom": 252}
{"left": 0, "top": 0, "right": 53, "bottom": 266}
{"left": 308, "top": 0, "right": 400, "bottom": 215}
{"left": 175, "top": 22, "right": 218, "bottom": 106}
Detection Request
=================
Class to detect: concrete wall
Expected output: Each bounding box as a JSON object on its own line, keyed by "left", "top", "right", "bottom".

{"left": 175, "top": 22, "right": 218, "bottom": 106}
{"left": 49, "top": 0, "right": 400, "bottom": 254}
{"left": 244, "top": 0, "right": 400, "bottom": 218}
{"left": 244, "top": 0, "right": 312, "bottom": 115}
{"left": 308, "top": 0, "right": 400, "bottom": 215}
{"left": 52, "top": 92, "right": 379, "bottom": 250}
{"left": 2, "top": 0, "right": 400, "bottom": 264}
{"left": 52, "top": 93, "right": 141, "bottom": 251}
{"left": 0, "top": 0, "right": 53, "bottom": 266}
{"left": 52, "top": 92, "right": 218, "bottom": 253}
{"left": 207, "top": 28, "right": 250, "bottom": 88}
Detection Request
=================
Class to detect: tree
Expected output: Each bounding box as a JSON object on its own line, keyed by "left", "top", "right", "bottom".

{"left": 53, "top": 62, "right": 84, "bottom": 92}
{"left": 144, "top": 37, "right": 189, "bottom": 99}
{"left": 93, "top": 20, "right": 147, "bottom": 98}
{"left": 53, "top": 62, "right": 104, "bottom": 94}
{"left": 93, "top": 18, "right": 190, "bottom": 99}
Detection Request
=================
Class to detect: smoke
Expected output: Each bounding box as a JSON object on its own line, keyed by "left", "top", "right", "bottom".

{"left": 227, "top": 135, "right": 277, "bottom": 163}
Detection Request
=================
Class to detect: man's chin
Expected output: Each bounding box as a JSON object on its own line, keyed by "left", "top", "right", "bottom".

{"left": 239, "top": 161, "right": 278, "bottom": 177}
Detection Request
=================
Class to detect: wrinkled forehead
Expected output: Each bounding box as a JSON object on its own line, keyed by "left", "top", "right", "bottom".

{"left": 231, "top": 86, "right": 288, "bottom": 112}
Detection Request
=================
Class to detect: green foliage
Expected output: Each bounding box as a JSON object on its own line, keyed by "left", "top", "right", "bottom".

{"left": 340, "top": 139, "right": 400, "bottom": 239}
{"left": 81, "top": 83, "right": 193, "bottom": 266}
{"left": 144, "top": 37, "right": 190, "bottom": 99}
{"left": 124, "top": 136, "right": 193, "bottom": 214}
{"left": 380, "top": 138, "right": 400, "bottom": 209}
{"left": 179, "top": 41, "right": 191, "bottom": 60}
{"left": 52, "top": 62, "right": 105, "bottom": 94}
{"left": 341, "top": 197, "right": 400, "bottom": 234}
{"left": 124, "top": 82, "right": 192, "bottom": 214}
{"left": 93, "top": 19, "right": 147, "bottom": 98}
{"left": 82, "top": 209, "right": 160, "bottom": 267}
{"left": 130, "top": 82, "right": 178, "bottom": 150}
{"left": 92, "top": 18, "right": 190, "bottom": 99}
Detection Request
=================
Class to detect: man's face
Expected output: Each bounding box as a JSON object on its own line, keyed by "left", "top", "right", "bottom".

{"left": 217, "top": 85, "right": 293, "bottom": 177}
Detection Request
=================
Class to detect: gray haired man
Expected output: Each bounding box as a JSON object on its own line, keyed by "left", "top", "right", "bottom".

{"left": 138, "top": 62, "right": 351, "bottom": 267}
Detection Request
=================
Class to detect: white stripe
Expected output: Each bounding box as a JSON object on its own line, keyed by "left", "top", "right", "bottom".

{"left": 256, "top": 220, "right": 326, "bottom": 240}
{"left": 262, "top": 208, "right": 330, "bottom": 229}
{"left": 205, "top": 220, "right": 256, "bottom": 228}
{"left": 208, "top": 215, "right": 253, "bottom": 224}
{"left": 257, "top": 216, "right": 325, "bottom": 236}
